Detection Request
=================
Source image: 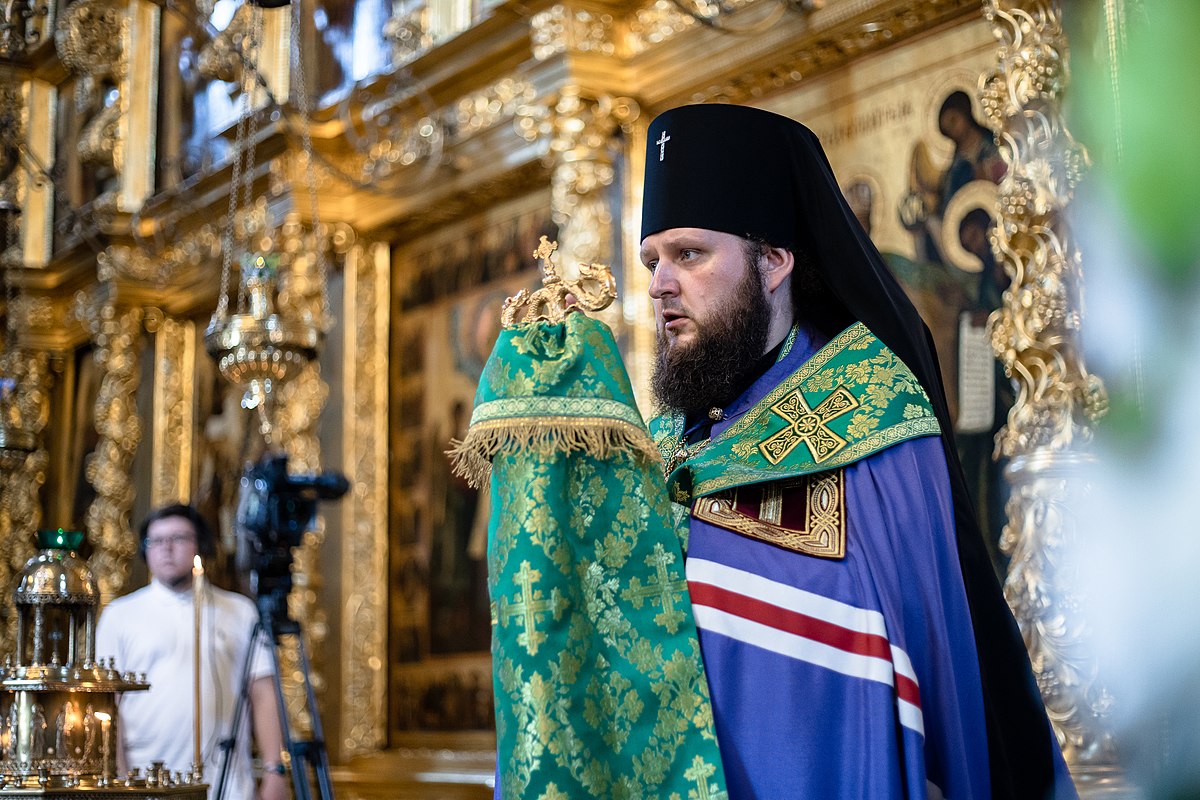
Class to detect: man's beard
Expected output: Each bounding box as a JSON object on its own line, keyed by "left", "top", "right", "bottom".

{"left": 651, "top": 257, "right": 771, "bottom": 417}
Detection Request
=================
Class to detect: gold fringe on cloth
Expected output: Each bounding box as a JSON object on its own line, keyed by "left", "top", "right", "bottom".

{"left": 447, "top": 417, "right": 661, "bottom": 489}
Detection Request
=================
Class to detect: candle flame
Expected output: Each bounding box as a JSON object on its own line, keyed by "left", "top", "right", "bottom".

{"left": 94, "top": 712, "right": 111, "bottom": 722}
{"left": 193, "top": 555, "right": 203, "bottom": 573}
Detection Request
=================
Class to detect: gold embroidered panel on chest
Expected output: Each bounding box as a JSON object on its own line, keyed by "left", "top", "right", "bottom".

{"left": 691, "top": 470, "right": 847, "bottom": 559}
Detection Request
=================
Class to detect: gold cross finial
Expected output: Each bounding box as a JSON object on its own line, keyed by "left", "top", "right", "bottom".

{"left": 533, "top": 236, "right": 560, "bottom": 283}
{"left": 500, "top": 236, "right": 618, "bottom": 328}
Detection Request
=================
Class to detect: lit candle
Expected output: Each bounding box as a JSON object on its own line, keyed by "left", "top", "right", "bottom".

{"left": 192, "top": 555, "right": 204, "bottom": 780}
{"left": 94, "top": 711, "right": 111, "bottom": 783}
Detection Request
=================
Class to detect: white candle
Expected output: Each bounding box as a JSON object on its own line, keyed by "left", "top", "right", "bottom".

{"left": 192, "top": 555, "right": 204, "bottom": 779}
{"left": 94, "top": 711, "right": 111, "bottom": 781}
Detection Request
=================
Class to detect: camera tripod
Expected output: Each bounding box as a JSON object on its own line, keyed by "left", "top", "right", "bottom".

{"left": 214, "top": 586, "right": 335, "bottom": 800}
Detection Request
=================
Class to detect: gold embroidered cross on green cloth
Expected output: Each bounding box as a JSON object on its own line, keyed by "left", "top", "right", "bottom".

{"left": 649, "top": 322, "right": 942, "bottom": 503}
{"left": 450, "top": 311, "right": 727, "bottom": 800}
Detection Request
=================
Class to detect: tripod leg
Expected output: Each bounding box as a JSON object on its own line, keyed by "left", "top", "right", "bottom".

{"left": 292, "top": 634, "right": 336, "bottom": 800}
{"left": 268, "top": 635, "right": 312, "bottom": 800}
{"left": 270, "top": 629, "right": 338, "bottom": 800}
{"left": 214, "top": 621, "right": 263, "bottom": 800}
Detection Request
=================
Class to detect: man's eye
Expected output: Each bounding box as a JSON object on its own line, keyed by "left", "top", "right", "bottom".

{"left": 645, "top": 260, "right": 658, "bottom": 273}
{"left": 680, "top": 249, "right": 698, "bottom": 260}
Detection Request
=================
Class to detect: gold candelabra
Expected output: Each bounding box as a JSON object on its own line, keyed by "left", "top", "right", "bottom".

{"left": 0, "top": 529, "right": 206, "bottom": 797}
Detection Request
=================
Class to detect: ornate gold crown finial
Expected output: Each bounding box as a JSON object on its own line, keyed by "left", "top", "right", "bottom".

{"left": 500, "top": 237, "right": 617, "bottom": 328}
{"left": 533, "top": 235, "right": 560, "bottom": 284}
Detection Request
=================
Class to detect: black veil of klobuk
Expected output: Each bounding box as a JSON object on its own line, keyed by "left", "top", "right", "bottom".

{"left": 641, "top": 103, "right": 1054, "bottom": 799}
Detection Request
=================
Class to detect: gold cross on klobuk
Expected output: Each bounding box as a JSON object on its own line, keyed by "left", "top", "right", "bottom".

{"left": 620, "top": 543, "right": 687, "bottom": 634}
{"left": 498, "top": 560, "right": 567, "bottom": 656}
{"left": 758, "top": 385, "right": 859, "bottom": 465}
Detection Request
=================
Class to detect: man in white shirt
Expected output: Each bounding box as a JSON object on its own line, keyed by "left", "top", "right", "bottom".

{"left": 96, "top": 504, "right": 288, "bottom": 800}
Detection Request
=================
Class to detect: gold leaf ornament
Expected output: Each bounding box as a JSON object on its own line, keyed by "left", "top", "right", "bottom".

{"left": 501, "top": 237, "right": 617, "bottom": 328}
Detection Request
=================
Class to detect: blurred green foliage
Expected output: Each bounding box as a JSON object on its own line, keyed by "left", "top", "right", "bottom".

{"left": 1072, "top": 0, "right": 1200, "bottom": 287}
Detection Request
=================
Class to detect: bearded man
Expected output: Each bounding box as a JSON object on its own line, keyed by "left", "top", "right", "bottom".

{"left": 641, "top": 104, "right": 1075, "bottom": 799}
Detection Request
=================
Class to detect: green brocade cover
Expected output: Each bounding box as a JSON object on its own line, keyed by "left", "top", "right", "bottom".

{"left": 450, "top": 313, "right": 727, "bottom": 800}
{"left": 650, "top": 322, "right": 942, "bottom": 501}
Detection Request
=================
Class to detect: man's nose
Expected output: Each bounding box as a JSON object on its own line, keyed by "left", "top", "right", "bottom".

{"left": 648, "top": 261, "right": 677, "bottom": 300}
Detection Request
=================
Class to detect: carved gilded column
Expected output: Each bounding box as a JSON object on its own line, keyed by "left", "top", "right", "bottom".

{"left": 523, "top": 7, "right": 643, "bottom": 386}
{"left": 338, "top": 241, "right": 389, "bottom": 758}
{"left": 981, "top": 2, "right": 1122, "bottom": 793}
{"left": 272, "top": 362, "right": 327, "bottom": 734}
{"left": 147, "top": 312, "right": 196, "bottom": 507}
{"left": 266, "top": 216, "right": 350, "bottom": 733}
{"left": 517, "top": 85, "right": 638, "bottom": 270}
{"left": 73, "top": 293, "right": 144, "bottom": 602}
{"left": 0, "top": 348, "right": 52, "bottom": 655}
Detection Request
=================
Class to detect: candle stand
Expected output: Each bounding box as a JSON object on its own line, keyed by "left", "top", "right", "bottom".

{"left": 0, "top": 530, "right": 207, "bottom": 798}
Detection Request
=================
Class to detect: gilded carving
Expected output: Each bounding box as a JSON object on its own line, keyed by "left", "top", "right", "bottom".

{"left": 272, "top": 213, "right": 356, "bottom": 329}
{"left": 1001, "top": 455, "right": 1117, "bottom": 767}
{"left": 97, "top": 223, "right": 222, "bottom": 284}
{"left": 76, "top": 101, "right": 121, "bottom": 183}
{"left": 275, "top": 362, "right": 329, "bottom": 727}
{"left": 53, "top": 0, "right": 124, "bottom": 76}
{"left": 687, "top": 0, "right": 980, "bottom": 104}
{"left": 197, "top": 2, "right": 253, "bottom": 85}
{"left": 625, "top": 0, "right": 696, "bottom": 55}
{"left": 9, "top": 295, "right": 55, "bottom": 330}
{"left": 339, "top": 243, "right": 389, "bottom": 756}
{"left": 100, "top": 198, "right": 347, "bottom": 289}
{"left": 530, "top": 4, "right": 618, "bottom": 62}
{"left": 150, "top": 317, "right": 196, "bottom": 507}
{"left": 0, "top": 0, "right": 51, "bottom": 59}
{"left": 71, "top": 298, "right": 144, "bottom": 603}
{"left": 0, "top": 80, "right": 23, "bottom": 226}
{"left": 983, "top": 0, "right": 1115, "bottom": 778}
{"left": 454, "top": 79, "right": 536, "bottom": 139}
{"left": 55, "top": 0, "right": 129, "bottom": 213}
{"left": 516, "top": 86, "right": 638, "bottom": 271}
{"left": 0, "top": 348, "right": 52, "bottom": 657}
{"left": 251, "top": 217, "right": 343, "bottom": 729}
{"left": 981, "top": 2, "right": 1106, "bottom": 455}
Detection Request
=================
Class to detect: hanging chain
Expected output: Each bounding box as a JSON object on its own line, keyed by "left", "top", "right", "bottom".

{"left": 216, "top": 4, "right": 267, "bottom": 320}
{"left": 235, "top": 4, "right": 266, "bottom": 316}
{"left": 290, "top": 0, "right": 330, "bottom": 325}
{"left": 217, "top": 47, "right": 253, "bottom": 320}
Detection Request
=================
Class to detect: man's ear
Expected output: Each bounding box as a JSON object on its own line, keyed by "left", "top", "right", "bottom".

{"left": 761, "top": 246, "right": 795, "bottom": 294}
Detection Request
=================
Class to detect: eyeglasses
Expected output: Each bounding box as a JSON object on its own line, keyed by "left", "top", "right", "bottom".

{"left": 144, "top": 533, "right": 196, "bottom": 550}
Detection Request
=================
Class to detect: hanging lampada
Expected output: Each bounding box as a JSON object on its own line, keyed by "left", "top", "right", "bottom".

{"left": 204, "top": 0, "right": 328, "bottom": 443}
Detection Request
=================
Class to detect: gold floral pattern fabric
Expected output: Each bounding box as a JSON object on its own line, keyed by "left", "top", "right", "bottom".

{"left": 452, "top": 314, "right": 727, "bottom": 800}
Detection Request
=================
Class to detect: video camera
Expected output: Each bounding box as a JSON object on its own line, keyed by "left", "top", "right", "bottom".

{"left": 236, "top": 452, "right": 349, "bottom": 604}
